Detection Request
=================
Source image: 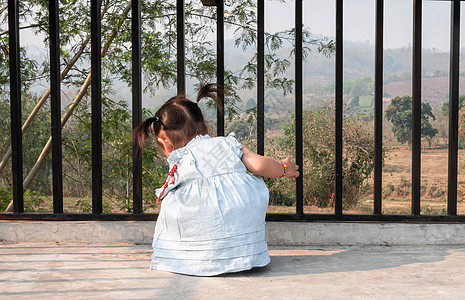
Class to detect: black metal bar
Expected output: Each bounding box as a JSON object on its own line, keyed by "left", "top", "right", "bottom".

{"left": 132, "top": 0, "right": 143, "bottom": 214}
{"left": 335, "top": 0, "right": 343, "bottom": 215}
{"left": 0, "top": 213, "right": 159, "bottom": 221}
{"left": 6, "top": 0, "right": 465, "bottom": 224}
{"left": 177, "top": 0, "right": 185, "bottom": 94}
{"left": 374, "top": 0, "right": 384, "bottom": 215}
{"left": 257, "top": 0, "right": 265, "bottom": 156}
{"left": 295, "top": 0, "right": 303, "bottom": 215}
{"left": 50, "top": 0, "right": 63, "bottom": 214}
{"left": 412, "top": 0, "right": 422, "bottom": 215}
{"left": 448, "top": 0, "right": 460, "bottom": 216}
{"left": 216, "top": 1, "right": 225, "bottom": 136}
{"left": 4, "top": 212, "right": 465, "bottom": 223}
{"left": 265, "top": 213, "right": 465, "bottom": 223}
{"left": 91, "top": 0, "right": 102, "bottom": 214}
{"left": 8, "top": 0, "right": 23, "bottom": 213}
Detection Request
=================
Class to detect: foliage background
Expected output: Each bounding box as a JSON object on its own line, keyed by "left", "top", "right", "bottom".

{"left": 5, "top": 0, "right": 460, "bottom": 213}
{"left": 0, "top": 0, "right": 338, "bottom": 212}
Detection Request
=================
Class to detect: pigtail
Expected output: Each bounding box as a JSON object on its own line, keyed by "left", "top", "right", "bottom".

{"left": 195, "top": 83, "right": 225, "bottom": 115}
{"left": 132, "top": 117, "right": 157, "bottom": 152}
{"left": 132, "top": 83, "right": 226, "bottom": 152}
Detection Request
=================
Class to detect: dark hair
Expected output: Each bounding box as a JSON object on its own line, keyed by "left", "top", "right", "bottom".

{"left": 133, "top": 83, "right": 224, "bottom": 152}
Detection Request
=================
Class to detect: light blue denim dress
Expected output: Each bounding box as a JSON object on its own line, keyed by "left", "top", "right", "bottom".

{"left": 150, "top": 133, "right": 270, "bottom": 276}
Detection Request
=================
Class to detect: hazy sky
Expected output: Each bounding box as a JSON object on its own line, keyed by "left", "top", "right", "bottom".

{"left": 17, "top": 0, "right": 463, "bottom": 106}
{"left": 20, "top": 0, "right": 463, "bottom": 52}
{"left": 258, "top": 0, "right": 462, "bottom": 52}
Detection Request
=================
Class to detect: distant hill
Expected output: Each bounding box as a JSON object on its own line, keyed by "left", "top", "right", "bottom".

{"left": 25, "top": 39, "right": 464, "bottom": 110}
{"left": 384, "top": 77, "right": 465, "bottom": 107}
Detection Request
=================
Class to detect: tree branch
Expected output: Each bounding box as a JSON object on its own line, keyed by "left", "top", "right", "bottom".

{"left": 0, "top": 23, "right": 46, "bottom": 37}
{"left": 0, "top": 5, "right": 7, "bottom": 16}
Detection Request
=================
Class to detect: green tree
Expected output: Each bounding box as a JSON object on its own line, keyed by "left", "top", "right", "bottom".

{"left": 349, "top": 95, "right": 359, "bottom": 108}
{"left": 442, "top": 96, "right": 465, "bottom": 148}
{"left": 2, "top": 0, "right": 333, "bottom": 112}
{"left": 0, "top": 93, "right": 51, "bottom": 211}
{"left": 278, "top": 105, "right": 377, "bottom": 208}
{"left": 441, "top": 95, "right": 465, "bottom": 116}
{"left": 458, "top": 106, "right": 465, "bottom": 149}
{"left": 343, "top": 77, "right": 373, "bottom": 97}
{"left": 0, "top": 1, "right": 335, "bottom": 212}
{"left": 385, "top": 96, "right": 438, "bottom": 145}
{"left": 61, "top": 97, "right": 166, "bottom": 212}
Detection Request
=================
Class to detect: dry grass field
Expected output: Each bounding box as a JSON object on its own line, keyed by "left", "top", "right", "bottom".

{"left": 268, "top": 146, "right": 465, "bottom": 215}
{"left": 360, "top": 146, "right": 465, "bottom": 215}
{"left": 24, "top": 146, "right": 465, "bottom": 216}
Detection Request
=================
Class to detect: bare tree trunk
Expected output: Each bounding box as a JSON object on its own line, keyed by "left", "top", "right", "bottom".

{"left": 5, "top": 1, "right": 132, "bottom": 212}
{"left": 0, "top": 5, "right": 8, "bottom": 16}
{"left": 0, "top": 4, "right": 110, "bottom": 175}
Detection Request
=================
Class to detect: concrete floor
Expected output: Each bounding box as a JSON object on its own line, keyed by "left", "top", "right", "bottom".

{"left": 1, "top": 243, "right": 465, "bottom": 299}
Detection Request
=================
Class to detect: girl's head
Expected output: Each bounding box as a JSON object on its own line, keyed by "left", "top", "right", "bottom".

{"left": 133, "top": 83, "right": 223, "bottom": 156}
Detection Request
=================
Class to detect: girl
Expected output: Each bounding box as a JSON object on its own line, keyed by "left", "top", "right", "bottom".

{"left": 133, "top": 84, "right": 299, "bottom": 276}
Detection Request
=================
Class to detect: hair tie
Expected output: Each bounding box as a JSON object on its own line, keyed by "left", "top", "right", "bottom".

{"left": 154, "top": 116, "right": 166, "bottom": 128}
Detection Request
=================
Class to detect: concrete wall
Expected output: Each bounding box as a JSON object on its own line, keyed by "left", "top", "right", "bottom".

{"left": 2, "top": 221, "right": 465, "bottom": 246}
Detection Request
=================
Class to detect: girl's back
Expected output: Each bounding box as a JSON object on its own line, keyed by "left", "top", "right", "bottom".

{"left": 133, "top": 83, "right": 298, "bottom": 276}
{"left": 151, "top": 133, "right": 270, "bottom": 276}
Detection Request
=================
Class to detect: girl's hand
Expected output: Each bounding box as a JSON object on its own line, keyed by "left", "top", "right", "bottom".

{"left": 241, "top": 144, "right": 300, "bottom": 178}
{"left": 281, "top": 157, "right": 299, "bottom": 178}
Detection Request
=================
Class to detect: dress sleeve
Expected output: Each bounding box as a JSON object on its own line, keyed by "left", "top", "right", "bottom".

{"left": 225, "top": 132, "right": 243, "bottom": 158}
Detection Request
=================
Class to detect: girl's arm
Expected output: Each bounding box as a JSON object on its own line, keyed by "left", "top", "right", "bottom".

{"left": 241, "top": 144, "right": 299, "bottom": 178}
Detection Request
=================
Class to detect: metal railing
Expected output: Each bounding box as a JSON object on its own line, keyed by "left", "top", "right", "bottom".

{"left": 3, "top": 0, "right": 465, "bottom": 222}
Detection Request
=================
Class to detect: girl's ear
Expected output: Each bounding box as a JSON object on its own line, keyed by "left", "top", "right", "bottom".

{"left": 157, "top": 137, "right": 174, "bottom": 157}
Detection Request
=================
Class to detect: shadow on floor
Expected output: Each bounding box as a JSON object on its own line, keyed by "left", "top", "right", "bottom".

{"left": 221, "top": 246, "right": 462, "bottom": 278}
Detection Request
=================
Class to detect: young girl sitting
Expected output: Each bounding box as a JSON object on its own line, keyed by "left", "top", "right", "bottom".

{"left": 133, "top": 84, "right": 299, "bottom": 276}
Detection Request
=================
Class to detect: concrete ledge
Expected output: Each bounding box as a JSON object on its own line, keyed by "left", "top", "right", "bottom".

{"left": 0, "top": 221, "right": 156, "bottom": 244}
{"left": 2, "top": 221, "right": 465, "bottom": 246}
{"left": 265, "top": 222, "right": 465, "bottom": 246}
